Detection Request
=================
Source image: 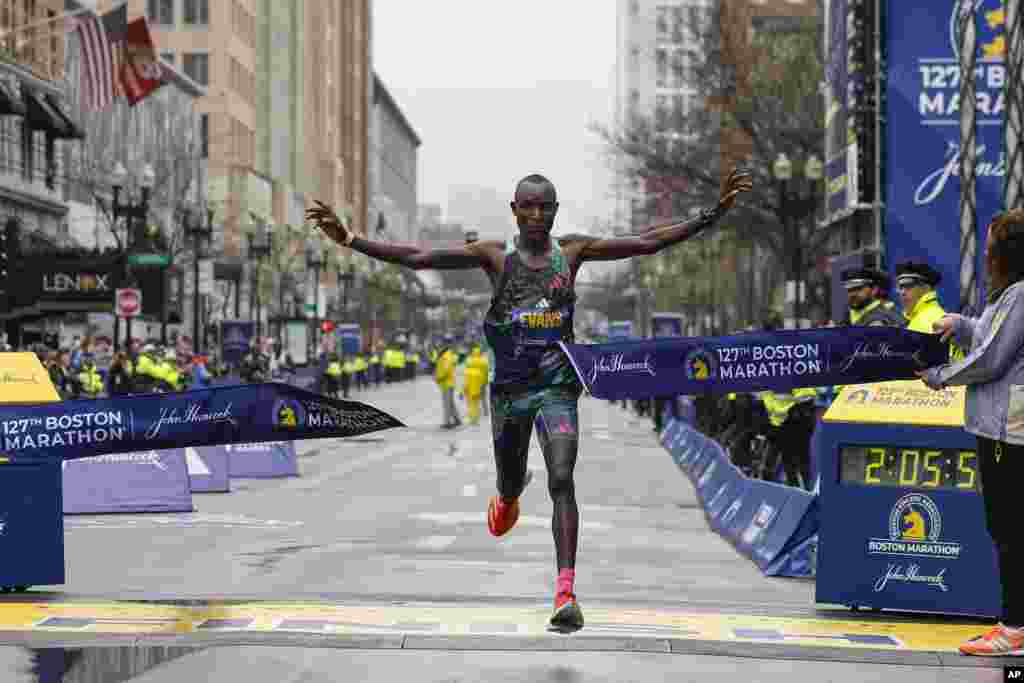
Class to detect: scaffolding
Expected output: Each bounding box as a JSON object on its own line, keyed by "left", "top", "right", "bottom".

{"left": 1006, "top": 0, "right": 1024, "bottom": 212}
{"left": 957, "top": 0, "right": 979, "bottom": 314}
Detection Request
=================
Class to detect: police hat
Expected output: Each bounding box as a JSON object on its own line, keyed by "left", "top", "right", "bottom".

{"left": 895, "top": 261, "right": 942, "bottom": 288}
{"left": 841, "top": 268, "right": 875, "bottom": 290}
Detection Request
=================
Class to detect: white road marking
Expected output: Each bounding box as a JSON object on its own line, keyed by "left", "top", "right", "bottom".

{"left": 413, "top": 535, "right": 456, "bottom": 551}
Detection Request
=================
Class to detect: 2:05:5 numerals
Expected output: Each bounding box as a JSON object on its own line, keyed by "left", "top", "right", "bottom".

{"left": 864, "top": 447, "right": 976, "bottom": 489}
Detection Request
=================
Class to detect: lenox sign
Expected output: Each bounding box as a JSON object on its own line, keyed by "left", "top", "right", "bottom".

{"left": 42, "top": 273, "right": 111, "bottom": 294}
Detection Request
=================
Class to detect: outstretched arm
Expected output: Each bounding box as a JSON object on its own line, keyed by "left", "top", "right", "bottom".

{"left": 306, "top": 201, "right": 500, "bottom": 271}
{"left": 571, "top": 169, "right": 752, "bottom": 263}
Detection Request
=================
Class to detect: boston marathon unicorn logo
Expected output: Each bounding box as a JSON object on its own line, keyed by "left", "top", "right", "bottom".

{"left": 272, "top": 399, "right": 304, "bottom": 430}
{"left": 684, "top": 348, "right": 717, "bottom": 381}
{"left": 949, "top": 0, "right": 1005, "bottom": 60}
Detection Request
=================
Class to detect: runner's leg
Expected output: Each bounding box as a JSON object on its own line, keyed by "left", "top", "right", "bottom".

{"left": 491, "top": 390, "right": 532, "bottom": 500}
{"left": 534, "top": 396, "right": 579, "bottom": 570}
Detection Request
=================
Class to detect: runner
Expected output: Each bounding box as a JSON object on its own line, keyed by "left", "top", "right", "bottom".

{"left": 306, "top": 168, "right": 752, "bottom": 632}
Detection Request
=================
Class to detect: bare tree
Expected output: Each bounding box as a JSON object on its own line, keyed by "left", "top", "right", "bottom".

{"left": 596, "top": 4, "right": 832, "bottom": 324}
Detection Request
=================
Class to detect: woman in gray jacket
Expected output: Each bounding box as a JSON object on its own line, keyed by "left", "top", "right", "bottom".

{"left": 920, "top": 208, "right": 1024, "bottom": 656}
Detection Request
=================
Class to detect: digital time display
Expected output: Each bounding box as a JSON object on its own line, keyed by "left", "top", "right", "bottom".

{"left": 840, "top": 446, "right": 979, "bottom": 492}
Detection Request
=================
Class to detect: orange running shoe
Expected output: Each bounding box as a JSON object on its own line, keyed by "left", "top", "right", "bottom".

{"left": 549, "top": 592, "right": 584, "bottom": 633}
{"left": 959, "top": 624, "right": 1024, "bottom": 656}
{"left": 487, "top": 496, "right": 519, "bottom": 537}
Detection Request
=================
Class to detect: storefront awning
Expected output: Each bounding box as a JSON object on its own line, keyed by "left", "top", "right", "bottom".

{"left": 0, "top": 300, "right": 114, "bottom": 322}
{"left": 23, "top": 88, "right": 73, "bottom": 139}
{"left": 44, "top": 94, "right": 85, "bottom": 140}
{"left": 0, "top": 80, "right": 25, "bottom": 117}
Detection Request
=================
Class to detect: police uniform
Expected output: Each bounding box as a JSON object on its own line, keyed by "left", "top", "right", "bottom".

{"left": 895, "top": 261, "right": 946, "bottom": 333}
{"left": 842, "top": 268, "right": 904, "bottom": 327}
{"left": 895, "top": 261, "right": 963, "bottom": 361}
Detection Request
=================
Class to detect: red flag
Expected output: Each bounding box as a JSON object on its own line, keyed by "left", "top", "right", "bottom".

{"left": 119, "top": 18, "right": 166, "bottom": 106}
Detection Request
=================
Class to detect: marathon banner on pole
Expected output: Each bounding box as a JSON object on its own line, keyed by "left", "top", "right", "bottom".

{"left": 559, "top": 327, "right": 949, "bottom": 399}
{"left": 0, "top": 383, "right": 403, "bottom": 462}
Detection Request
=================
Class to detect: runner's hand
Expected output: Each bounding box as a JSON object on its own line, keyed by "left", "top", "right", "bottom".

{"left": 717, "top": 168, "right": 754, "bottom": 213}
{"left": 306, "top": 200, "right": 351, "bottom": 246}
{"left": 932, "top": 315, "right": 956, "bottom": 343}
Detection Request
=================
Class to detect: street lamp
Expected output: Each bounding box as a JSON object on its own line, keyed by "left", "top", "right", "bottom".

{"left": 338, "top": 262, "right": 355, "bottom": 321}
{"left": 773, "top": 152, "right": 822, "bottom": 328}
{"left": 306, "top": 238, "right": 325, "bottom": 355}
{"left": 247, "top": 220, "right": 273, "bottom": 339}
{"left": 109, "top": 161, "right": 155, "bottom": 351}
{"left": 185, "top": 204, "right": 215, "bottom": 354}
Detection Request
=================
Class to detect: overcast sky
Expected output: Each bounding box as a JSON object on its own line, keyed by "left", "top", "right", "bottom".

{"left": 372, "top": 0, "right": 619, "bottom": 235}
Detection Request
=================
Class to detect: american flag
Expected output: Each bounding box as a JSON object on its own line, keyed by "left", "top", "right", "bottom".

{"left": 75, "top": 4, "right": 128, "bottom": 111}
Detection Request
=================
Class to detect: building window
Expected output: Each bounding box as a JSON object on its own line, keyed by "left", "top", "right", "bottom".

{"left": 656, "top": 6, "right": 669, "bottom": 41}
{"left": 147, "top": 0, "right": 174, "bottom": 26}
{"left": 230, "top": 118, "right": 253, "bottom": 167}
{"left": 200, "top": 113, "right": 209, "bottom": 159}
{"left": 184, "top": 0, "right": 209, "bottom": 26}
{"left": 672, "top": 94, "right": 687, "bottom": 130}
{"left": 232, "top": 0, "right": 256, "bottom": 49}
{"left": 655, "top": 48, "right": 667, "bottom": 88}
{"left": 671, "top": 6, "right": 685, "bottom": 43}
{"left": 229, "top": 56, "right": 255, "bottom": 106}
{"left": 183, "top": 53, "right": 209, "bottom": 86}
{"left": 20, "top": 122, "right": 32, "bottom": 182}
{"left": 0, "top": 118, "right": 17, "bottom": 177}
{"left": 655, "top": 95, "right": 669, "bottom": 131}
{"left": 671, "top": 49, "right": 686, "bottom": 88}
{"left": 160, "top": 50, "right": 175, "bottom": 65}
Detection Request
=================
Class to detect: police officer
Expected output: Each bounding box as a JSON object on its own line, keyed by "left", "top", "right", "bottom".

{"left": 895, "top": 261, "right": 946, "bottom": 333}
{"left": 324, "top": 353, "right": 342, "bottom": 398}
{"left": 77, "top": 354, "right": 104, "bottom": 398}
{"left": 842, "top": 268, "right": 904, "bottom": 327}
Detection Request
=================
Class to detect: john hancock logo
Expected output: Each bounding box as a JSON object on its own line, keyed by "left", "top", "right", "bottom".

{"left": 588, "top": 353, "right": 656, "bottom": 385}
{"left": 684, "top": 348, "right": 717, "bottom": 381}
{"left": 273, "top": 399, "right": 304, "bottom": 430}
{"left": 867, "top": 492, "right": 962, "bottom": 560}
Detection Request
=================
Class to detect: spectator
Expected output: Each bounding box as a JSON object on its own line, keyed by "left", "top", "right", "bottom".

{"left": 434, "top": 335, "right": 461, "bottom": 429}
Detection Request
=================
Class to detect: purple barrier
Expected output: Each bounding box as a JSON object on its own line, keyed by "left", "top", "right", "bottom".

{"left": 186, "top": 445, "right": 230, "bottom": 493}
{"left": 225, "top": 441, "right": 299, "bottom": 478}
{"left": 63, "top": 449, "right": 194, "bottom": 514}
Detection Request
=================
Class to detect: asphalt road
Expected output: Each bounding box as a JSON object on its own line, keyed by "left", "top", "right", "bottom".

{"left": 0, "top": 376, "right": 1012, "bottom": 682}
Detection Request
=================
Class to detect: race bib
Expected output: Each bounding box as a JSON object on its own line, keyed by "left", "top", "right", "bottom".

{"left": 512, "top": 307, "right": 569, "bottom": 346}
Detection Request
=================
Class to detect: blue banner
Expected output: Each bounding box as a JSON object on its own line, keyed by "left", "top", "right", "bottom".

{"left": 0, "top": 383, "right": 403, "bottom": 463}
{"left": 187, "top": 445, "right": 230, "bottom": 493}
{"left": 226, "top": 441, "right": 299, "bottom": 478}
{"left": 825, "top": 0, "right": 851, "bottom": 220}
{"left": 885, "top": 0, "right": 1005, "bottom": 311}
{"left": 660, "top": 417, "right": 819, "bottom": 577}
{"left": 560, "top": 327, "right": 947, "bottom": 400}
{"left": 62, "top": 449, "right": 193, "bottom": 514}
{"left": 221, "top": 320, "right": 255, "bottom": 365}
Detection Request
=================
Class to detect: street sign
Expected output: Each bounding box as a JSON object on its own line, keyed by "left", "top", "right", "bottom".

{"left": 128, "top": 253, "right": 170, "bottom": 266}
{"left": 115, "top": 288, "right": 142, "bottom": 318}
